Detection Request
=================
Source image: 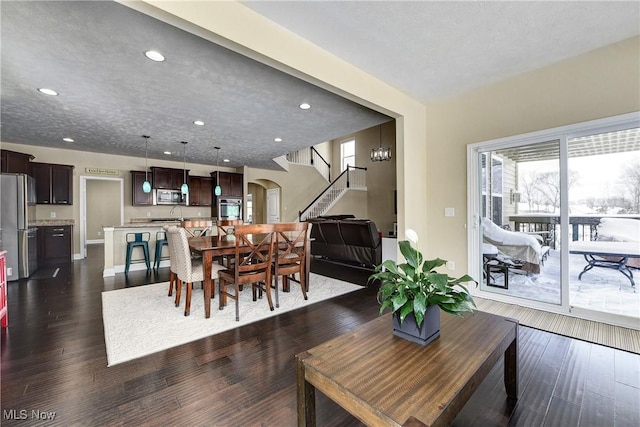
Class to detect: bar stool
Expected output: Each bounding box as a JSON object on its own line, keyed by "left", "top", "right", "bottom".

{"left": 125, "top": 232, "right": 151, "bottom": 274}
{"left": 154, "top": 230, "right": 169, "bottom": 269}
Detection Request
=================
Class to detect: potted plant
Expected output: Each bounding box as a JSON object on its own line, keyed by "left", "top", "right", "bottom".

{"left": 368, "top": 229, "right": 477, "bottom": 345}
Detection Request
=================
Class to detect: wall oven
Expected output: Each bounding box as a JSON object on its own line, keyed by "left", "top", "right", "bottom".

{"left": 217, "top": 198, "right": 242, "bottom": 221}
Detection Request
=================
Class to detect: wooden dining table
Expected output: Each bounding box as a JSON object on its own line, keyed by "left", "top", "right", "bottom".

{"left": 188, "top": 233, "right": 311, "bottom": 318}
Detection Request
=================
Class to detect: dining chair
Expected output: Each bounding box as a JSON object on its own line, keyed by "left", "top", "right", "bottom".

{"left": 272, "top": 222, "right": 309, "bottom": 305}
{"left": 181, "top": 219, "right": 213, "bottom": 238}
{"left": 216, "top": 219, "right": 244, "bottom": 268}
{"left": 167, "top": 226, "right": 225, "bottom": 316}
{"left": 218, "top": 224, "right": 276, "bottom": 321}
{"left": 164, "top": 225, "right": 179, "bottom": 298}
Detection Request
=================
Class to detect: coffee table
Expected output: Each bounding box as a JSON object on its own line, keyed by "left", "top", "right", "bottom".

{"left": 296, "top": 311, "right": 518, "bottom": 427}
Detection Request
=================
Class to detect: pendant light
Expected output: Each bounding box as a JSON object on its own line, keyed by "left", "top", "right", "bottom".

{"left": 142, "top": 135, "right": 151, "bottom": 193}
{"left": 214, "top": 146, "right": 222, "bottom": 196}
{"left": 370, "top": 125, "right": 392, "bottom": 162}
{"left": 180, "top": 141, "right": 189, "bottom": 194}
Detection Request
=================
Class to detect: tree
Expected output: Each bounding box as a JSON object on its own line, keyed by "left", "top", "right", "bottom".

{"left": 619, "top": 159, "right": 640, "bottom": 213}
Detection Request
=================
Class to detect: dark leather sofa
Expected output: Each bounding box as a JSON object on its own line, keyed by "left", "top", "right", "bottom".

{"left": 308, "top": 216, "right": 382, "bottom": 268}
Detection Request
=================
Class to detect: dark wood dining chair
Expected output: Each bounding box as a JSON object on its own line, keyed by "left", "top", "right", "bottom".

{"left": 181, "top": 219, "right": 213, "bottom": 238}
{"left": 273, "top": 222, "right": 309, "bottom": 305}
{"left": 216, "top": 219, "right": 244, "bottom": 268}
{"left": 218, "top": 224, "right": 276, "bottom": 321}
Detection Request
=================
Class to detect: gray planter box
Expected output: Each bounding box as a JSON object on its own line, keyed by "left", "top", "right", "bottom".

{"left": 393, "top": 306, "right": 441, "bottom": 346}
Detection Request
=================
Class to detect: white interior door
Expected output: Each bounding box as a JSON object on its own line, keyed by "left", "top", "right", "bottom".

{"left": 266, "top": 188, "right": 280, "bottom": 223}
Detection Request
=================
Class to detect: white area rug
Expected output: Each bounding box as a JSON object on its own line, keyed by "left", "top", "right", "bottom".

{"left": 102, "top": 273, "right": 362, "bottom": 366}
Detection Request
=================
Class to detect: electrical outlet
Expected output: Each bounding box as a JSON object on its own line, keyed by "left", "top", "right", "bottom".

{"left": 444, "top": 207, "right": 455, "bottom": 217}
{"left": 197, "top": 211, "right": 201, "bottom": 217}
{"left": 447, "top": 261, "right": 456, "bottom": 270}
{"left": 146, "top": 212, "right": 151, "bottom": 217}
{"left": 97, "top": 231, "right": 101, "bottom": 236}
{"left": 50, "top": 211, "right": 56, "bottom": 218}
{"left": 7, "top": 267, "right": 12, "bottom": 276}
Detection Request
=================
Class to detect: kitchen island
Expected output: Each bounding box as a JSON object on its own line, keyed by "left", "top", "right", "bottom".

{"left": 102, "top": 218, "right": 217, "bottom": 277}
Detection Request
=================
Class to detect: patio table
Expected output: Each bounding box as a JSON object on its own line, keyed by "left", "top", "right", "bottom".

{"left": 570, "top": 241, "right": 640, "bottom": 290}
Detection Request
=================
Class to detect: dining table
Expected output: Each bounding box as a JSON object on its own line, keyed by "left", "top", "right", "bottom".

{"left": 188, "top": 233, "right": 311, "bottom": 318}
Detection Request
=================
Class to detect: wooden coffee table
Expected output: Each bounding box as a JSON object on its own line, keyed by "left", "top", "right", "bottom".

{"left": 296, "top": 311, "right": 518, "bottom": 427}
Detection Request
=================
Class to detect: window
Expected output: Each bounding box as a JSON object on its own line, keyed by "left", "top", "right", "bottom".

{"left": 340, "top": 139, "right": 355, "bottom": 172}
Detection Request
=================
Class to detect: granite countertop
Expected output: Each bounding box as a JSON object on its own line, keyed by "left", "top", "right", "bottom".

{"left": 110, "top": 217, "right": 217, "bottom": 229}
{"left": 30, "top": 219, "right": 75, "bottom": 226}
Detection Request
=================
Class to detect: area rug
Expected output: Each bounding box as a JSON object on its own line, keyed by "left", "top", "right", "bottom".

{"left": 102, "top": 273, "right": 362, "bottom": 366}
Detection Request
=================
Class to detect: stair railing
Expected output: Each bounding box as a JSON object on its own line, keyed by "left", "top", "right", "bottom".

{"left": 286, "top": 146, "right": 331, "bottom": 182}
{"left": 298, "top": 165, "right": 367, "bottom": 221}
{"left": 310, "top": 146, "right": 331, "bottom": 182}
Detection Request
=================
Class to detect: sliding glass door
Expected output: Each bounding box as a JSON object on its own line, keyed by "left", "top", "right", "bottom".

{"left": 478, "top": 141, "right": 562, "bottom": 306}
{"left": 468, "top": 113, "right": 640, "bottom": 328}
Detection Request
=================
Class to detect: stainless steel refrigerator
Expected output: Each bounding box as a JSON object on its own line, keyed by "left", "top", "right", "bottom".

{"left": 0, "top": 173, "right": 37, "bottom": 280}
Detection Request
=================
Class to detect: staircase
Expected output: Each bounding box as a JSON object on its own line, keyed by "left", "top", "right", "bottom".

{"left": 298, "top": 166, "right": 367, "bottom": 221}
{"left": 287, "top": 146, "right": 367, "bottom": 221}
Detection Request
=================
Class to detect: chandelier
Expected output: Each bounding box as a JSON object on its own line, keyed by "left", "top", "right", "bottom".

{"left": 370, "top": 126, "right": 392, "bottom": 162}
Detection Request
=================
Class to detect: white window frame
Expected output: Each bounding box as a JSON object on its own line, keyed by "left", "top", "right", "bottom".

{"left": 340, "top": 138, "right": 355, "bottom": 172}
{"left": 467, "top": 112, "right": 640, "bottom": 329}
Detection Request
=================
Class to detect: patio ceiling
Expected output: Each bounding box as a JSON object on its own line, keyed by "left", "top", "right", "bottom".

{"left": 497, "top": 127, "right": 640, "bottom": 163}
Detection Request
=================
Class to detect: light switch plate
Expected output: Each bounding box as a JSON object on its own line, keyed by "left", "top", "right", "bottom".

{"left": 444, "top": 207, "right": 455, "bottom": 217}
{"left": 50, "top": 211, "right": 56, "bottom": 218}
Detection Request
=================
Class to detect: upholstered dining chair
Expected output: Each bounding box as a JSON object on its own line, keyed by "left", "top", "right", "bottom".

{"left": 167, "top": 226, "right": 225, "bottom": 316}
{"left": 164, "top": 225, "right": 179, "bottom": 298}
{"left": 218, "top": 223, "right": 276, "bottom": 321}
{"left": 272, "top": 222, "right": 309, "bottom": 305}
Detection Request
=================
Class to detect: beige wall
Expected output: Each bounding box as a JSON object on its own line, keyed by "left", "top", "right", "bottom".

{"left": 86, "top": 180, "right": 121, "bottom": 241}
{"left": 244, "top": 163, "right": 328, "bottom": 223}
{"left": 424, "top": 36, "right": 640, "bottom": 271}
{"left": 328, "top": 122, "right": 397, "bottom": 233}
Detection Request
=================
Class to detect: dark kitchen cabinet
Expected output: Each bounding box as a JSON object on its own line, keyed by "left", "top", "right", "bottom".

{"left": 188, "top": 176, "right": 212, "bottom": 206}
{"left": 31, "top": 162, "right": 74, "bottom": 205}
{"left": 0, "top": 149, "right": 34, "bottom": 175}
{"left": 38, "top": 225, "right": 72, "bottom": 266}
{"left": 151, "top": 167, "right": 188, "bottom": 190}
{"left": 131, "top": 171, "right": 153, "bottom": 206}
{"left": 211, "top": 172, "right": 243, "bottom": 198}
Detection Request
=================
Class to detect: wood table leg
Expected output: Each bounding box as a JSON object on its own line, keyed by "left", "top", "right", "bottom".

{"left": 203, "top": 251, "right": 212, "bottom": 318}
{"left": 504, "top": 320, "right": 519, "bottom": 399}
{"left": 296, "top": 351, "right": 315, "bottom": 427}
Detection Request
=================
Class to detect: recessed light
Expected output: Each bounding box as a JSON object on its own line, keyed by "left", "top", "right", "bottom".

{"left": 62, "top": 137, "right": 74, "bottom": 143}
{"left": 223, "top": 159, "right": 230, "bottom": 163}
{"left": 299, "top": 103, "right": 311, "bottom": 110}
{"left": 193, "top": 120, "right": 204, "bottom": 126}
{"left": 164, "top": 151, "right": 172, "bottom": 155}
{"left": 274, "top": 137, "right": 282, "bottom": 142}
{"left": 38, "top": 88, "right": 58, "bottom": 96}
{"left": 144, "top": 50, "right": 165, "bottom": 62}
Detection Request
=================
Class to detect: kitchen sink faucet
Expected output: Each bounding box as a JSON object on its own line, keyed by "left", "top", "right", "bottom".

{"left": 169, "top": 205, "right": 183, "bottom": 221}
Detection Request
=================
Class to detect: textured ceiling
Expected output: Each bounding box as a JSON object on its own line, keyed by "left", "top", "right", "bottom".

{"left": 0, "top": 1, "right": 391, "bottom": 170}
{"left": 1, "top": 1, "right": 639, "bottom": 170}
{"left": 243, "top": 1, "right": 640, "bottom": 102}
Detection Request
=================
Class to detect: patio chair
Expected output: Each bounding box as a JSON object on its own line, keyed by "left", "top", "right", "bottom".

{"left": 481, "top": 217, "right": 543, "bottom": 274}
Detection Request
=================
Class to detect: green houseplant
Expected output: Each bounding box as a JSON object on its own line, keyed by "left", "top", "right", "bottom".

{"left": 368, "top": 230, "right": 477, "bottom": 345}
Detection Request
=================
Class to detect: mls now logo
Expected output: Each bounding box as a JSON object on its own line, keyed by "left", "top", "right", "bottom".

{"left": 3, "top": 409, "right": 56, "bottom": 420}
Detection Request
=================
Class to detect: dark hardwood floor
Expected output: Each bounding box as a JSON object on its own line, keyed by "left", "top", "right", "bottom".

{"left": 1, "top": 245, "right": 639, "bottom": 426}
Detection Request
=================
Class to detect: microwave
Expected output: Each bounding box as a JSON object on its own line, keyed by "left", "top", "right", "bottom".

{"left": 153, "top": 189, "right": 188, "bottom": 205}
